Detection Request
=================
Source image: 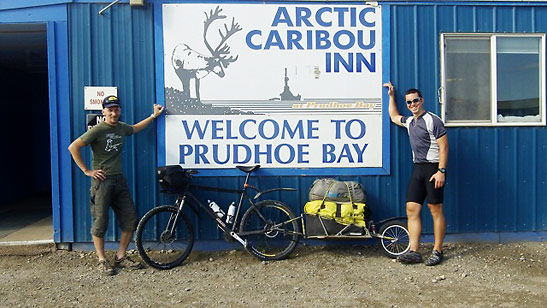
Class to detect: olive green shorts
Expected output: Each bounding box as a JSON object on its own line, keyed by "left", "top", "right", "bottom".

{"left": 90, "top": 175, "right": 138, "bottom": 238}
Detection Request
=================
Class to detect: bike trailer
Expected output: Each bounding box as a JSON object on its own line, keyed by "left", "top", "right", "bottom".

{"left": 304, "top": 180, "right": 370, "bottom": 237}
{"left": 304, "top": 213, "right": 366, "bottom": 237}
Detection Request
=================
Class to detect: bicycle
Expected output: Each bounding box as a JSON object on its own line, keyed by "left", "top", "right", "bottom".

{"left": 135, "top": 165, "right": 301, "bottom": 269}
{"left": 135, "top": 164, "right": 410, "bottom": 270}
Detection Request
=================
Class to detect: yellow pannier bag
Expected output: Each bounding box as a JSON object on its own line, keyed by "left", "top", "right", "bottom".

{"left": 305, "top": 200, "right": 367, "bottom": 228}
{"left": 336, "top": 202, "right": 355, "bottom": 225}
{"left": 304, "top": 200, "right": 338, "bottom": 219}
{"left": 304, "top": 199, "right": 322, "bottom": 214}
{"left": 352, "top": 202, "right": 367, "bottom": 228}
{"left": 319, "top": 201, "right": 337, "bottom": 218}
{"left": 335, "top": 202, "right": 367, "bottom": 227}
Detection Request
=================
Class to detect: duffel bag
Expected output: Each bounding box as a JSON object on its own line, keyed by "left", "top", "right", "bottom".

{"left": 345, "top": 181, "right": 366, "bottom": 203}
{"left": 308, "top": 178, "right": 340, "bottom": 201}
{"left": 308, "top": 178, "right": 366, "bottom": 203}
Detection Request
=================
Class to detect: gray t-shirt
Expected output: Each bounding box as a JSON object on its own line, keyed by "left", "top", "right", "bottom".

{"left": 80, "top": 121, "right": 134, "bottom": 175}
{"left": 401, "top": 112, "right": 446, "bottom": 163}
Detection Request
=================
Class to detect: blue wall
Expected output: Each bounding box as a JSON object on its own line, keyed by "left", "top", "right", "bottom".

{"left": 68, "top": 2, "right": 159, "bottom": 242}
{"left": 386, "top": 3, "right": 547, "bottom": 234}
{"left": 63, "top": 1, "right": 546, "bottom": 243}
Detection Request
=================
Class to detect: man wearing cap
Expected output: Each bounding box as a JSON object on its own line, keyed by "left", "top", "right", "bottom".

{"left": 383, "top": 82, "right": 448, "bottom": 266}
{"left": 68, "top": 95, "right": 164, "bottom": 275}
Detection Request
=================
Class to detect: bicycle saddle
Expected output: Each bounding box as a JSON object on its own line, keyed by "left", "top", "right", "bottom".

{"left": 236, "top": 165, "right": 260, "bottom": 173}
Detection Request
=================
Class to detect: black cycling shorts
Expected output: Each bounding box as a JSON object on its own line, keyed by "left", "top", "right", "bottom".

{"left": 406, "top": 163, "right": 444, "bottom": 205}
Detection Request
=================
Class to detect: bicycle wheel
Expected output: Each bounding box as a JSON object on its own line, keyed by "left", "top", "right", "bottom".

{"left": 239, "top": 200, "right": 300, "bottom": 261}
{"left": 378, "top": 220, "right": 410, "bottom": 258}
{"left": 135, "top": 205, "right": 194, "bottom": 269}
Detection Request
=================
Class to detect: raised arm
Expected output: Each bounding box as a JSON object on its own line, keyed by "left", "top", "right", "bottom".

{"left": 383, "top": 82, "right": 404, "bottom": 127}
{"left": 132, "top": 104, "right": 165, "bottom": 134}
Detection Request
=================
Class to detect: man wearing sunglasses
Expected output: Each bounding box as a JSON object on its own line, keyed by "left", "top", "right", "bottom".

{"left": 383, "top": 82, "right": 448, "bottom": 266}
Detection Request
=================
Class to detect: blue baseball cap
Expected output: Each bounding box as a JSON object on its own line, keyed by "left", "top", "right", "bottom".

{"left": 102, "top": 95, "right": 121, "bottom": 108}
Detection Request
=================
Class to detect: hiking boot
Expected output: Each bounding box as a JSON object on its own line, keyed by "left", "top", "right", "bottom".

{"left": 97, "top": 260, "right": 115, "bottom": 276}
{"left": 425, "top": 250, "right": 444, "bottom": 266}
{"left": 114, "top": 255, "right": 143, "bottom": 269}
{"left": 397, "top": 250, "right": 423, "bottom": 264}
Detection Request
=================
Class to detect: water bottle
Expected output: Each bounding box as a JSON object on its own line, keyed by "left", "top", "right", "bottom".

{"left": 208, "top": 200, "right": 225, "bottom": 218}
{"left": 226, "top": 202, "right": 236, "bottom": 224}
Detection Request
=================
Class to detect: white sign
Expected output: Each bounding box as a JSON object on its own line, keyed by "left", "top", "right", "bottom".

{"left": 84, "top": 86, "right": 117, "bottom": 110}
{"left": 162, "top": 3, "right": 383, "bottom": 170}
{"left": 166, "top": 114, "right": 382, "bottom": 168}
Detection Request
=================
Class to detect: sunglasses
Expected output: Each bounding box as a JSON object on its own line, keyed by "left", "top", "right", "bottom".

{"left": 406, "top": 97, "right": 421, "bottom": 105}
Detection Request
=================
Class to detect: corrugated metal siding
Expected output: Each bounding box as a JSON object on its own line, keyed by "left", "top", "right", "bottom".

{"left": 387, "top": 3, "right": 547, "bottom": 234}
{"left": 68, "top": 2, "right": 546, "bottom": 243}
{"left": 69, "top": 3, "right": 158, "bottom": 242}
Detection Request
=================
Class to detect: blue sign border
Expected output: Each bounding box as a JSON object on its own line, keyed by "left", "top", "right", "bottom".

{"left": 154, "top": 1, "right": 391, "bottom": 176}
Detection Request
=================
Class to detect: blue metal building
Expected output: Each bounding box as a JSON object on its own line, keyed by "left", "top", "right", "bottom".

{"left": 0, "top": 0, "right": 545, "bottom": 247}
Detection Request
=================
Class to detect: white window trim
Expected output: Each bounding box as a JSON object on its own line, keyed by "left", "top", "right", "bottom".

{"left": 440, "top": 33, "right": 546, "bottom": 127}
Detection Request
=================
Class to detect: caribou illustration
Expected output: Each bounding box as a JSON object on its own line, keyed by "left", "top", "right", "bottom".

{"left": 171, "top": 6, "right": 242, "bottom": 100}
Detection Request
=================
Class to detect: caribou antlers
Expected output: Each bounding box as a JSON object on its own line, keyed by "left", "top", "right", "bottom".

{"left": 203, "top": 6, "right": 242, "bottom": 68}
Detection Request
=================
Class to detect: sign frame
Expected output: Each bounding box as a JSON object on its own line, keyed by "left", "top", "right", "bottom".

{"left": 153, "top": 2, "right": 391, "bottom": 176}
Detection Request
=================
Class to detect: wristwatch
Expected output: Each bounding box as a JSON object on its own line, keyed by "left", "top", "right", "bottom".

{"left": 438, "top": 168, "right": 446, "bottom": 174}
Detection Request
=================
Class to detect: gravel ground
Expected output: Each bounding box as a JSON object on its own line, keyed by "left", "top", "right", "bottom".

{"left": 0, "top": 241, "right": 545, "bottom": 307}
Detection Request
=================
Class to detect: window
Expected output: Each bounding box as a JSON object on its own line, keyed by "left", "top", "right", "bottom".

{"left": 441, "top": 34, "right": 546, "bottom": 126}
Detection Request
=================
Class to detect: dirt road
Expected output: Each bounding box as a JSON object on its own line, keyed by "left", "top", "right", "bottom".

{"left": 0, "top": 242, "right": 545, "bottom": 307}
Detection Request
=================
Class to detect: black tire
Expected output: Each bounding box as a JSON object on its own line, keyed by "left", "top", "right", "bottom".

{"left": 378, "top": 220, "right": 410, "bottom": 258}
{"left": 239, "top": 200, "right": 300, "bottom": 261}
{"left": 135, "top": 205, "right": 194, "bottom": 269}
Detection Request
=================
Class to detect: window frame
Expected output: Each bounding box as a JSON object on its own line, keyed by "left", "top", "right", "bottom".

{"left": 440, "top": 33, "right": 546, "bottom": 127}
